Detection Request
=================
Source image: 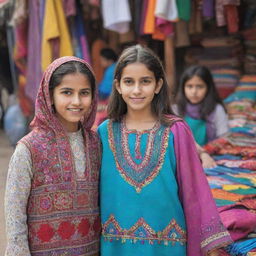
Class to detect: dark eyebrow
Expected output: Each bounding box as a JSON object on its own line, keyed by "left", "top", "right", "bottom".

{"left": 59, "top": 87, "right": 73, "bottom": 91}
{"left": 80, "top": 88, "right": 91, "bottom": 91}
{"left": 141, "top": 76, "right": 153, "bottom": 79}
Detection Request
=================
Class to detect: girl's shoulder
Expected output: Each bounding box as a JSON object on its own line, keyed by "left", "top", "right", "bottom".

{"left": 214, "top": 103, "right": 226, "bottom": 113}
{"left": 97, "top": 119, "right": 111, "bottom": 135}
{"left": 165, "top": 114, "right": 193, "bottom": 137}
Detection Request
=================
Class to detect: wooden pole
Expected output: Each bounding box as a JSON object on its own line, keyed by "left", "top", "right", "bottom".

{"left": 164, "top": 36, "right": 175, "bottom": 96}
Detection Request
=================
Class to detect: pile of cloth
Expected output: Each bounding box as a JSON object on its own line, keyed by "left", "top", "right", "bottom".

{"left": 203, "top": 85, "right": 256, "bottom": 255}
{"left": 241, "top": 27, "right": 256, "bottom": 75}
{"left": 185, "top": 35, "right": 243, "bottom": 99}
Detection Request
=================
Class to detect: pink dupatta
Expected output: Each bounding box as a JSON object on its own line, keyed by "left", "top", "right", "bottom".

{"left": 170, "top": 116, "right": 233, "bottom": 255}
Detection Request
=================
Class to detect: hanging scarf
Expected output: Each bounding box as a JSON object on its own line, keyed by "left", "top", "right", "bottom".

{"left": 20, "top": 56, "right": 101, "bottom": 256}
{"left": 186, "top": 102, "right": 216, "bottom": 142}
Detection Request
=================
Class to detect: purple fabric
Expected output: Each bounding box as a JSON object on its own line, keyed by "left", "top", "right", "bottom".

{"left": 62, "top": 0, "right": 76, "bottom": 17}
{"left": 155, "top": 17, "right": 174, "bottom": 36}
{"left": 170, "top": 117, "right": 233, "bottom": 255}
{"left": 186, "top": 102, "right": 216, "bottom": 142}
{"left": 25, "top": 0, "right": 43, "bottom": 104}
{"left": 219, "top": 206, "right": 256, "bottom": 241}
{"left": 203, "top": 0, "right": 215, "bottom": 18}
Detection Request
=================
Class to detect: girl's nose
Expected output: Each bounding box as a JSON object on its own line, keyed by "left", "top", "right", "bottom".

{"left": 191, "top": 87, "right": 197, "bottom": 95}
{"left": 133, "top": 83, "right": 141, "bottom": 93}
{"left": 72, "top": 94, "right": 81, "bottom": 105}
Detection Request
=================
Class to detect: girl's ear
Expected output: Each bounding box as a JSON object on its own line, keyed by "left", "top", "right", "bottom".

{"left": 155, "top": 78, "right": 163, "bottom": 94}
{"left": 114, "top": 79, "right": 122, "bottom": 94}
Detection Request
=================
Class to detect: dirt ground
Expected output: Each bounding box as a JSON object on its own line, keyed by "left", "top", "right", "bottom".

{"left": 0, "top": 129, "right": 14, "bottom": 255}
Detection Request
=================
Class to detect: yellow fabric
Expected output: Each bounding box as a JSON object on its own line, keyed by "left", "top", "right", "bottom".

{"left": 222, "top": 184, "right": 250, "bottom": 191}
{"left": 41, "top": 0, "right": 73, "bottom": 71}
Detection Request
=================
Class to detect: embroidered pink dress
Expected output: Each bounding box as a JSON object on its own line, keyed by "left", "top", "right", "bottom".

{"left": 98, "top": 118, "right": 232, "bottom": 256}
{"left": 5, "top": 56, "right": 101, "bottom": 256}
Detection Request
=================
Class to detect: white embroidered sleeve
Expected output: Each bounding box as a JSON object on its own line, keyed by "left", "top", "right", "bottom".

{"left": 5, "top": 143, "right": 33, "bottom": 256}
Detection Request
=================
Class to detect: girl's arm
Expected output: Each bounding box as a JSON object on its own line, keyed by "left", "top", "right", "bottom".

{"left": 196, "top": 142, "right": 217, "bottom": 169}
{"left": 214, "top": 104, "right": 229, "bottom": 137}
{"left": 5, "top": 143, "right": 33, "bottom": 256}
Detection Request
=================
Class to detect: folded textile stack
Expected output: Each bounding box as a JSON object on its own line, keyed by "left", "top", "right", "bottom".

{"left": 212, "top": 68, "right": 241, "bottom": 99}
{"left": 185, "top": 36, "right": 243, "bottom": 99}
{"left": 225, "top": 75, "right": 256, "bottom": 103}
{"left": 241, "top": 27, "right": 256, "bottom": 75}
{"left": 203, "top": 87, "right": 256, "bottom": 255}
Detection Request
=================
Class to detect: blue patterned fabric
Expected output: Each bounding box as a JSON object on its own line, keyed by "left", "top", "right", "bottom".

{"left": 226, "top": 238, "right": 256, "bottom": 255}
{"left": 98, "top": 120, "right": 186, "bottom": 256}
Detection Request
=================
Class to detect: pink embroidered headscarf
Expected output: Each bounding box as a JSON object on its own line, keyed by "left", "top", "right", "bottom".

{"left": 30, "top": 56, "right": 97, "bottom": 133}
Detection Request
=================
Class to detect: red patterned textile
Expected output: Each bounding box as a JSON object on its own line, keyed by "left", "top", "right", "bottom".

{"left": 20, "top": 56, "right": 101, "bottom": 255}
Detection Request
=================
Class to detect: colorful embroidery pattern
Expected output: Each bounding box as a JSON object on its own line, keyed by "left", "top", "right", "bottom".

{"left": 108, "top": 120, "right": 169, "bottom": 193}
{"left": 21, "top": 129, "right": 101, "bottom": 255}
{"left": 102, "top": 215, "right": 186, "bottom": 245}
{"left": 200, "top": 218, "right": 231, "bottom": 250}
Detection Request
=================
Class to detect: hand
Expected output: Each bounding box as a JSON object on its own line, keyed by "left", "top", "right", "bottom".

{"left": 200, "top": 152, "right": 217, "bottom": 169}
{"left": 208, "top": 249, "right": 219, "bottom": 256}
{"left": 195, "top": 142, "right": 217, "bottom": 169}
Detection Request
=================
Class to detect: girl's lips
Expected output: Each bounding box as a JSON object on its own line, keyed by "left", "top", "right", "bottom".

{"left": 130, "top": 98, "right": 145, "bottom": 103}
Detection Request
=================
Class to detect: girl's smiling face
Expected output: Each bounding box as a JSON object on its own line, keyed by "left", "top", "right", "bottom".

{"left": 52, "top": 73, "right": 92, "bottom": 132}
{"left": 184, "top": 75, "right": 208, "bottom": 104}
{"left": 115, "top": 62, "right": 162, "bottom": 115}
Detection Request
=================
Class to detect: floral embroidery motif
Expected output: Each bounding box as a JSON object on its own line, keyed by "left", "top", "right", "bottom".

{"left": 108, "top": 120, "right": 169, "bottom": 193}
{"left": 102, "top": 215, "right": 186, "bottom": 245}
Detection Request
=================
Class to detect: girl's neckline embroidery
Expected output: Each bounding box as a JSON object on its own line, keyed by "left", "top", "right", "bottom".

{"left": 108, "top": 120, "right": 169, "bottom": 193}
{"left": 122, "top": 117, "right": 160, "bottom": 134}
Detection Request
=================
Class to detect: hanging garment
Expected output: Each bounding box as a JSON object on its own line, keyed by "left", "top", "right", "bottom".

{"left": 25, "top": 0, "right": 44, "bottom": 104}
{"left": 155, "top": 0, "right": 178, "bottom": 21}
{"left": 144, "top": 0, "right": 166, "bottom": 40}
{"left": 101, "top": 0, "right": 131, "bottom": 33}
{"left": 41, "top": 0, "right": 73, "bottom": 70}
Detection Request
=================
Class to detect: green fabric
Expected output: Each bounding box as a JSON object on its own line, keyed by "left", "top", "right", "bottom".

{"left": 185, "top": 115, "right": 207, "bottom": 146}
{"left": 176, "top": 0, "right": 191, "bottom": 21}
{"left": 229, "top": 188, "right": 256, "bottom": 195}
{"left": 215, "top": 199, "right": 236, "bottom": 207}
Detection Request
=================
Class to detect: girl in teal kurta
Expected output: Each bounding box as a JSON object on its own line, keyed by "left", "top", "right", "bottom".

{"left": 98, "top": 45, "right": 232, "bottom": 256}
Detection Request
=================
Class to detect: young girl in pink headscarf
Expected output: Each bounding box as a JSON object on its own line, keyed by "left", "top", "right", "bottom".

{"left": 5, "top": 56, "right": 101, "bottom": 256}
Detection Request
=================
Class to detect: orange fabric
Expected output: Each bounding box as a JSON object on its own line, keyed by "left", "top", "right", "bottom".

{"left": 211, "top": 188, "right": 246, "bottom": 201}
{"left": 143, "top": 0, "right": 166, "bottom": 41}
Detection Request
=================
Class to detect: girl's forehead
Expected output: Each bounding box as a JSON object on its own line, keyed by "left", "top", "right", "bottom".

{"left": 57, "top": 73, "right": 91, "bottom": 88}
{"left": 185, "top": 75, "right": 205, "bottom": 84}
{"left": 121, "top": 62, "right": 154, "bottom": 77}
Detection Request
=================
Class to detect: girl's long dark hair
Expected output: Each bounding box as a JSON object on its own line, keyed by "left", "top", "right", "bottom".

{"left": 107, "top": 44, "right": 175, "bottom": 126}
{"left": 176, "top": 65, "right": 225, "bottom": 120}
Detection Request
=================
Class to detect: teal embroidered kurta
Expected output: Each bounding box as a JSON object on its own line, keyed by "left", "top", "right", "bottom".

{"left": 98, "top": 119, "right": 186, "bottom": 256}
